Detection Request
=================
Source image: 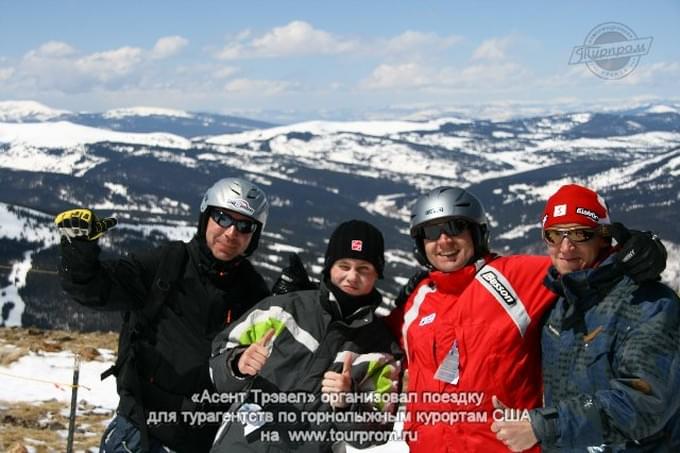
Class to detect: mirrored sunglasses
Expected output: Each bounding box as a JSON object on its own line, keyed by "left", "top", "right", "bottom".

{"left": 543, "top": 228, "right": 598, "bottom": 245}
{"left": 421, "top": 219, "right": 469, "bottom": 241}
{"left": 210, "top": 209, "right": 258, "bottom": 234}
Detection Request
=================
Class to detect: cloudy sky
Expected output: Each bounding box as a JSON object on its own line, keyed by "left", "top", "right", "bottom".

{"left": 1, "top": 0, "right": 679, "bottom": 121}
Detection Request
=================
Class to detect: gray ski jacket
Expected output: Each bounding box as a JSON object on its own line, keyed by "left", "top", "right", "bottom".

{"left": 208, "top": 282, "right": 403, "bottom": 452}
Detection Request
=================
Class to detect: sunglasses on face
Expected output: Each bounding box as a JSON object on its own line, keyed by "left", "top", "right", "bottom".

{"left": 543, "top": 227, "right": 598, "bottom": 245}
{"left": 210, "top": 209, "right": 258, "bottom": 234}
{"left": 420, "top": 219, "right": 469, "bottom": 241}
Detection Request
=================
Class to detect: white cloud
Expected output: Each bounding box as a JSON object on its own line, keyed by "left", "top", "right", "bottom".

{"left": 7, "top": 38, "right": 182, "bottom": 93}
{"left": 224, "top": 78, "right": 292, "bottom": 95}
{"left": 24, "top": 41, "right": 77, "bottom": 59}
{"left": 472, "top": 36, "right": 513, "bottom": 61}
{"left": 217, "top": 25, "right": 461, "bottom": 61}
{"left": 213, "top": 66, "right": 239, "bottom": 79}
{"left": 75, "top": 47, "right": 143, "bottom": 81}
{"left": 383, "top": 31, "right": 462, "bottom": 54}
{"left": 0, "top": 67, "right": 14, "bottom": 81}
{"left": 538, "top": 65, "right": 595, "bottom": 88}
{"left": 361, "top": 60, "right": 531, "bottom": 91}
{"left": 361, "top": 63, "right": 431, "bottom": 89}
{"left": 150, "top": 35, "right": 188, "bottom": 60}
{"left": 618, "top": 61, "right": 680, "bottom": 86}
{"left": 535, "top": 60, "right": 680, "bottom": 91}
{"left": 217, "top": 20, "right": 358, "bottom": 59}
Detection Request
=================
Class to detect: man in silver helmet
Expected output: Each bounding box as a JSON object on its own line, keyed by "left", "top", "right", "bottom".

{"left": 55, "top": 177, "right": 271, "bottom": 453}
{"left": 385, "top": 186, "right": 667, "bottom": 453}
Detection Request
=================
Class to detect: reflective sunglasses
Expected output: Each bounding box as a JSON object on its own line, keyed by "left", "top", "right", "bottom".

{"left": 420, "top": 219, "right": 469, "bottom": 241}
{"left": 210, "top": 209, "right": 258, "bottom": 234}
{"left": 543, "top": 227, "right": 598, "bottom": 245}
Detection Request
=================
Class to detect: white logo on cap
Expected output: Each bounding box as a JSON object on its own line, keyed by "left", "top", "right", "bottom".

{"left": 553, "top": 204, "right": 567, "bottom": 217}
{"left": 351, "top": 240, "right": 363, "bottom": 251}
{"left": 576, "top": 207, "right": 599, "bottom": 222}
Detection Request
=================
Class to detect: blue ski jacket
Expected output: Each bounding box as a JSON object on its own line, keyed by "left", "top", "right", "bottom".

{"left": 530, "top": 256, "right": 680, "bottom": 452}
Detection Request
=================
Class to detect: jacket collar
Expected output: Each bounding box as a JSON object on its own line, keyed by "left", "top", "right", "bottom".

{"left": 429, "top": 255, "right": 492, "bottom": 295}
{"left": 320, "top": 280, "right": 381, "bottom": 326}
{"left": 544, "top": 251, "right": 626, "bottom": 311}
{"left": 187, "top": 236, "right": 245, "bottom": 285}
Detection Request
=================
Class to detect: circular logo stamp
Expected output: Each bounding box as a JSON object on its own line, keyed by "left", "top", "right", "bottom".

{"left": 569, "top": 22, "right": 653, "bottom": 80}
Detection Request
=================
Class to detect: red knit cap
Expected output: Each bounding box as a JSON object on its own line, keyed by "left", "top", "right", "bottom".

{"left": 542, "top": 184, "right": 610, "bottom": 229}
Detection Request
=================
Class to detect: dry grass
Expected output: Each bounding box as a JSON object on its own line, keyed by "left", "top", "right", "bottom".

{"left": 0, "top": 327, "right": 118, "bottom": 366}
{"left": 0, "top": 399, "right": 113, "bottom": 453}
{"left": 0, "top": 327, "right": 118, "bottom": 451}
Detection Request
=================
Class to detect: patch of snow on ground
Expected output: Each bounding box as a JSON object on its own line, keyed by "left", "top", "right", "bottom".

{"left": 265, "top": 243, "right": 305, "bottom": 254}
{"left": 661, "top": 241, "right": 680, "bottom": 291}
{"left": 496, "top": 223, "right": 540, "bottom": 241}
{"left": 0, "top": 142, "right": 107, "bottom": 176}
{"left": 385, "top": 249, "right": 418, "bottom": 267}
{"left": 0, "top": 350, "right": 118, "bottom": 409}
{"left": 0, "top": 204, "right": 61, "bottom": 326}
{"left": 117, "top": 223, "right": 195, "bottom": 242}
{"left": 360, "top": 194, "right": 410, "bottom": 223}
{"left": 206, "top": 119, "right": 444, "bottom": 146}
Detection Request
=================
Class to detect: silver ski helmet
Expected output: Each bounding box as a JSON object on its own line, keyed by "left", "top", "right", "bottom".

{"left": 199, "top": 177, "right": 269, "bottom": 257}
{"left": 409, "top": 186, "right": 490, "bottom": 267}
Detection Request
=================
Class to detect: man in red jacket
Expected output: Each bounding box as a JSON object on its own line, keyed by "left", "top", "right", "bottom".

{"left": 388, "top": 186, "right": 666, "bottom": 453}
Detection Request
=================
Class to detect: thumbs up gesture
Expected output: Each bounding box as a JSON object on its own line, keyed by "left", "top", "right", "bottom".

{"left": 237, "top": 329, "right": 275, "bottom": 376}
{"left": 322, "top": 352, "right": 353, "bottom": 409}
{"left": 490, "top": 395, "right": 538, "bottom": 452}
{"left": 54, "top": 208, "right": 117, "bottom": 241}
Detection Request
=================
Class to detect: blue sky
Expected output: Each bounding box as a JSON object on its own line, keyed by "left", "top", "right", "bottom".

{"left": 1, "top": 1, "right": 678, "bottom": 121}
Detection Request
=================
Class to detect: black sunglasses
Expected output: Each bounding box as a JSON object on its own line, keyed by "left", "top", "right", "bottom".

{"left": 210, "top": 209, "right": 258, "bottom": 234}
{"left": 420, "top": 219, "right": 469, "bottom": 241}
{"left": 543, "top": 228, "right": 598, "bottom": 245}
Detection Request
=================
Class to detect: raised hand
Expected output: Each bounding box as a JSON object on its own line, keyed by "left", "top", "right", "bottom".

{"left": 490, "top": 395, "right": 538, "bottom": 452}
{"left": 271, "top": 253, "right": 316, "bottom": 295}
{"left": 55, "top": 208, "right": 117, "bottom": 241}
{"left": 609, "top": 222, "right": 667, "bottom": 283}
{"left": 322, "top": 352, "right": 353, "bottom": 409}
{"left": 237, "top": 329, "right": 275, "bottom": 376}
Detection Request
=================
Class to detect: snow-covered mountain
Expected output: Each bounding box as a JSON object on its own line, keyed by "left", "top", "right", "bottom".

{"left": 0, "top": 101, "right": 276, "bottom": 137}
{"left": 0, "top": 101, "right": 678, "bottom": 331}
{"left": 0, "top": 100, "right": 71, "bottom": 122}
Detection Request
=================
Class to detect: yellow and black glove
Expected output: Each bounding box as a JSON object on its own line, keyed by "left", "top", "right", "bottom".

{"left": 54, "top": 208, "right": 117, "bottom": 241}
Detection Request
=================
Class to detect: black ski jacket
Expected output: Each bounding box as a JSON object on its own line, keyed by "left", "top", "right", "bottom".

{"left": 59, "top": 235, "right": 269, "bottom": 452}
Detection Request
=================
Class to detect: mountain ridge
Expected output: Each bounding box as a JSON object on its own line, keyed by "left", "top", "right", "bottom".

{"left": 0, "top": 100, "right": 678, "bottom": 331}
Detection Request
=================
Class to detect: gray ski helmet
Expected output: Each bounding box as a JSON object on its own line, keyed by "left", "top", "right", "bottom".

{"left": 199, "top": 177, "right": 269, "bottom": 257}
{"left": 409, "top": 186, "right": 490, "bottom": 266}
